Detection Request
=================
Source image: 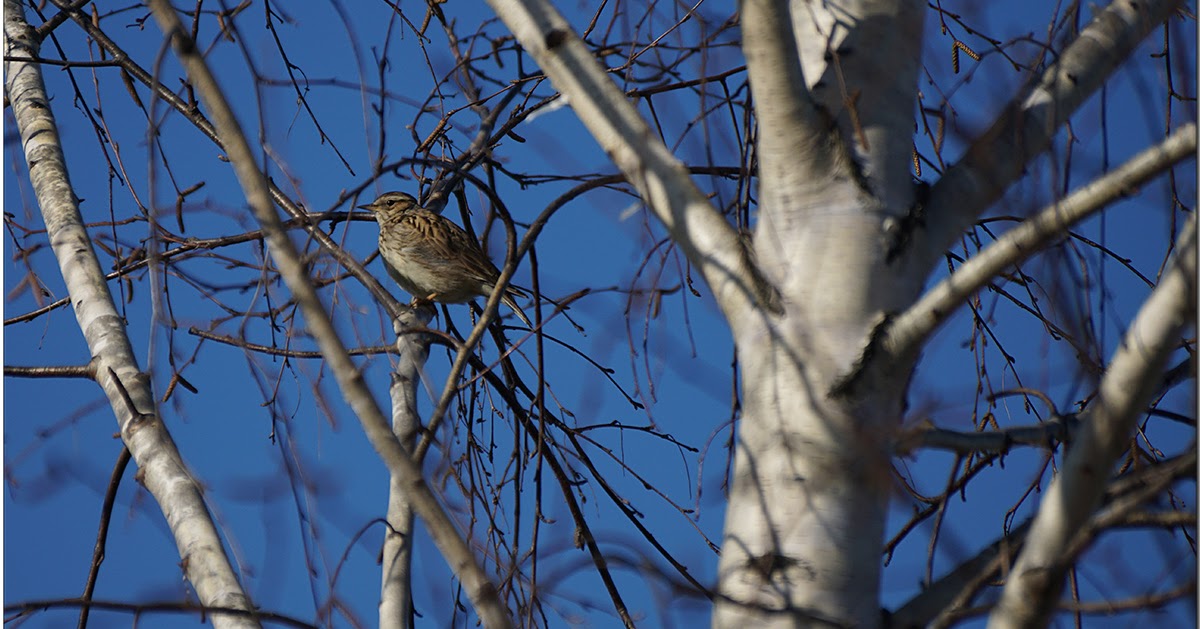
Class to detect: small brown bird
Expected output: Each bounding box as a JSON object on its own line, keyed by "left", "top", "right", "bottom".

{"left": 358, "top": 191, "right": 531, "bottom": 327}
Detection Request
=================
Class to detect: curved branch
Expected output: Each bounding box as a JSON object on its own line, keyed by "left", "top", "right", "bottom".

{"left": 888, "top": 123, "right": 1196, "bottom": 360}
{"left": 988, "top": 212, "right": 1197, "bottom": 628}
{"left": 144, "top": 3, "right": 512, "bottom": 627}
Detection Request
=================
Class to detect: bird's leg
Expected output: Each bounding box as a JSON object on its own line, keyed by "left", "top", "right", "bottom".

{"left": 409, "top": 294, "right": 438, "bottom": 307}
{"left": 407, "top": 296, "right": 439, "bottom": 322}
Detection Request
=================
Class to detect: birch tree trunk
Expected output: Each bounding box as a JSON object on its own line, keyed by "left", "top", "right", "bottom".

{"left": 489, "top": 0, "right": 1191, "bottom": 626}
{"left": 711, "top": 2, "right": 927, "bottom": 623}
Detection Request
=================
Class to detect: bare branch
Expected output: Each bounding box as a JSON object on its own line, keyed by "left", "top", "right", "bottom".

{"left": 3, "top": 4, "right": 258, "bottom": 626}
{"left": 889, "top": 123, "right": 1196, "bottom": 360}
{"left": 78, "top": 447, "right": 132, "bottom": 629}
{"left": 143, "top": 3, "right": 512, "bottom": 626}
{"left": 896, "top": 415, "right": 1078, "bottom": 455}
{"left": 4, "top": 364, "right": 96, "bottom": 378}
{"left": 989, "top": 212, "right": 1197, "bottom": 628}
{"left": 917, "top": 0, "right": 1184, "bottom": 265}
{"left": 485, "top": 0, "right": 776, "bottom": 322}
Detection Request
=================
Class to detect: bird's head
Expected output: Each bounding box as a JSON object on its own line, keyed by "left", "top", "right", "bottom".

{"left": 358, "top": 191, "right": 419, "bottom": 216}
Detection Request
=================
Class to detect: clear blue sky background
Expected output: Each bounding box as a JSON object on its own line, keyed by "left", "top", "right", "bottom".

{"left": 4, "top": 1, "right": 1194, "bottom": 627}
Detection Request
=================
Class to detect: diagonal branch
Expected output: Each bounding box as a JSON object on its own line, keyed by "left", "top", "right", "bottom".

{"left": 485, "top": 0, "right": 777, "bottom": 322}
{"left": 893, "top": 450, "right": 1196, "bottom": 629}
{"left": 4, "top": 3, "right": 258, "bottom": 627}
{"left": 888, "top": 123, "right": 1196, "bottom": 360}
{"left": 988, "top": 212, "right": 1197, "bottom": 628}
{"left": 143, "top": 3, "right": 512, "bottom": 627}
{"left": 43, "top": 0, "right": 404, "bottom": 320}
{"left": 917, "top": 0, "right": 1184, "bottom": 267}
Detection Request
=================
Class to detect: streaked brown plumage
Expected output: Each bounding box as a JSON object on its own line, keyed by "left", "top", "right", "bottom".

{"left": 358, "top": 191, "right": 530, "bottom": 327}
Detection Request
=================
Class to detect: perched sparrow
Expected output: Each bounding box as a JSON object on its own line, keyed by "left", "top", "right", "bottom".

{"left": 358, "top": 191, "right": 531, "bottom": 327}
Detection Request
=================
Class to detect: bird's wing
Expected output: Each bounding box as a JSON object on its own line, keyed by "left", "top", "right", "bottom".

{"left": 404, "top": 209, "right": 527, "bottom": 297}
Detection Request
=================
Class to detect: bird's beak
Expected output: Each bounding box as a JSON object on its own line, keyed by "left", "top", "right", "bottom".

{"left": 356, "top": 203, "right": 375, "bottom": 211}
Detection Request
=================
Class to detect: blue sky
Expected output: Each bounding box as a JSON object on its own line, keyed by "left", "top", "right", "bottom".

{"left": 4, "top": 1, "right": 1195, "bottom": 627}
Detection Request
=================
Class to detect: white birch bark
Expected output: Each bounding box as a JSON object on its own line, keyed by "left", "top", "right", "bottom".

{"left": 888, "top": 123, "right": 1197, "bottom": 359}
{"left": 4, "top": 3, "right": 258, "bottom": 627}
{"left": 487, "top": 0, "right": 1188, "bottom": 626}
{"left": 144, "top": 3, "right": 511, "bottom": 626}
{"left": 713, "top": 2, "right": 924, "bottom": 625}
{"left": 916, "top": 0, "right": 1184, "bottom": 267}
{"left": 487, "top": 0, "right": 924, "bottom": 624}
{"left": 988, "top": 214, "right": 1197, "bottom": 628}
{"left": 379, "top": 310, "right": 432, "bottom": 629}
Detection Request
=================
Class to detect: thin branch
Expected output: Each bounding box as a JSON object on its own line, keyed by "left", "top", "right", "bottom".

{"left": 889, "top": 123, "right": 1196, "bottom": 360}
{"left": 1059, "top": 447, "right": 1197, "bottom": 564}
{"left": 4, "top": 598, "right": 315, "bottom": 629}
{"left": 78, "top": 447, "right": 132, "bottom": 629}
{"left": 1057, "top": 579, "right": 1195, "bottom": 614}
{"left": 485, "top": 0, "right": 776, "bottom": 323}
{"left": 917, "top": 0, "right": 1184, "bottom": 266}
{"left": 143, "top": 3, "right": 512, "bottom": 626}
{"left": 4, "top": 364, "right": 97, "bottom": 378}
{"left": 989, "top": 213, "right": 1197, "bottom": 628}
{"left": 896, "top": 415, "right": 1078, "bottom": 455}
{"left": 189, "top": 327, "right": 395, "bottom": 358}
